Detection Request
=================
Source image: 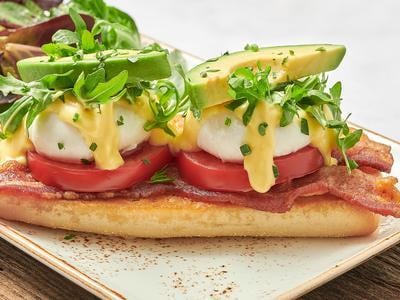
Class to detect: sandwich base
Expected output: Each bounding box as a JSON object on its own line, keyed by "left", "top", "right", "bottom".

{"left": 0, "top": 193, "right": 379, "bottom": 238}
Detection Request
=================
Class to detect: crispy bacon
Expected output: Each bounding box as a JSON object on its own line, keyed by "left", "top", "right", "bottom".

{"left": 0, "top": 160, "right": 399, "bottom": 217}
{"left": 0, "top": 133, "right": 398, "bottom": 216}
{"left": 333, "top": 133, "right": 394, "bottom": 173}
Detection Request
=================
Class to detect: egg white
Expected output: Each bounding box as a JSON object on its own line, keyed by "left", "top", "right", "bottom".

{"left": 197, "top": 112, "right": 310, "bottom": 162}
{"left": 28, "top": 105, "right": 149, "bottom": 163}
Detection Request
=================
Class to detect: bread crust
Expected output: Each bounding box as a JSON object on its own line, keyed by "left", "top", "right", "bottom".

{"left": 0, "top": 192, "right": 379, "bottom": 238}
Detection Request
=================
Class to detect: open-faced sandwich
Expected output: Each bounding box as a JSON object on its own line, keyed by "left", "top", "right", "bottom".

{"left": 0, "top": 11, "right": 399, "bottom": 237}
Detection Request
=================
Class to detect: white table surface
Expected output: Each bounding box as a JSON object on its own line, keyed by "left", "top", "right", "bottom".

{"left": 113, "top": 0, "right": 400, "bottom": 140}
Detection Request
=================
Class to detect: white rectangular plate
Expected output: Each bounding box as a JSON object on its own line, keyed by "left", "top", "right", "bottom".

{"left": 1, "top": 40, "right": 400, "bottom": 299}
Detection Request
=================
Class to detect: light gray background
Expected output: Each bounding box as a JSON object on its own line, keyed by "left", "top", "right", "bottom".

{"left": 114, "top": 0, "right": 399, "bottom": 140}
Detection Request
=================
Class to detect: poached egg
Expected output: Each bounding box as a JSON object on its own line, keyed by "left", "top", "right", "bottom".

{"left": 197, "top": 111, "right": 310, "bottom": 162}
{"left": 28, "top": 103, "right": 149, "bottom": 163}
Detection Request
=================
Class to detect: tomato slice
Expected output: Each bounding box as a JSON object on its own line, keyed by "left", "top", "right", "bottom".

{"left": 27, "top": 144, "right": 173, "bottom": 192}
{"left": 177, "top": 146, "right": 324, "bottom": 192}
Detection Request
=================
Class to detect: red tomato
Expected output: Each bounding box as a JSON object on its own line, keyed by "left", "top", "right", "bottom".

{"left": 27, "top": 144, "right": 173, "bottom": 192}
{"left": 177, "top": 146, "right": 324, "bottom": 192}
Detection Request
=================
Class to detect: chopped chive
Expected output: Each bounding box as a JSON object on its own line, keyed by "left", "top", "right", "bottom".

{"left": 224, "top": 117, "right": 232, "bottom": 126}
{"left": 80, "top": 158, "right": 91, "bottom": 165}
{"left": 0, "top": 132, "right": 7, "bottom": 140}
{"left": 315, "top": 47, "right": 326, "bottom": 52}
{"left": 300, "top": 118, "right": 309, "bottom": 135}
{"left": 64, "top": 233, "right": 75, "bottom": 241}
{"left": 117, "top": 115, "right": 124, "bottom": 126}
{"left": 57, "top": 142, "right": 64, "bottom": 150}
{"left": 89, "top": 142, "right": 97, "bottom": 152}
{"left": 272, "top": 165, "right": 279, "bottom": 178}
{"left": 142, "top": 158, "right": 151, "bottom": 165}
{"left": 222, "top": 51, "right": 230, "bottom": 56}
{"left": 289, "top": 49, "right": 295, "bottom": 56}
{"left": 200, "top": 71, "right": 207, "bottom": 78}
{"left": 282, "top": 56, "right": 288, "bottom": 66}
{"left": 244, "top": 43, "right": 259, "bottom": 52}
{"left": 72, "top": 113, "right": 80, "bottom": 122}
{"left": 240, "top": 144, "right": 252, "bottom": 156}
{"left": 258, "top": 122, "right": 268, "bottom": 136}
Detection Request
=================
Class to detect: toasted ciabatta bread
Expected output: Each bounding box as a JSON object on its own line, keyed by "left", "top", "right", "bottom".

{"left": 0, "top": 193, "right": 379, "bottom": 237}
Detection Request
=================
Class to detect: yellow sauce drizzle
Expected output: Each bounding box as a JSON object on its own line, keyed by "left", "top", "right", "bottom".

{"left": 0, "top": 120, "right": 32, "bottom": 164}
{"left": 49, "top": 95, "right": 124, "bottom": 170}
{"left": 239, "top": 102, "right": 281, "bottom": 193}
{"left": 304, "top": 109, "right": 337, "bottom": 166}
{"left": 150, "top": 111, "right": 201, "bottom": 153}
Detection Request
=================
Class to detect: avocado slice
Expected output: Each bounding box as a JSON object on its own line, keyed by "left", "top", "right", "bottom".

{"left": 188, "top": 44, "right": 346, "bottom": 109}
{"left": 17, "top": 49, "right": 171, "bottom": 88}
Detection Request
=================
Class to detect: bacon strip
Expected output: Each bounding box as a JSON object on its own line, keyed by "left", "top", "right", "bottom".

{"left": 333, "top": 133, "right": 394, "bottom": 173}
{"left": 0, "top": 161, "right": 399, "bottom": 217}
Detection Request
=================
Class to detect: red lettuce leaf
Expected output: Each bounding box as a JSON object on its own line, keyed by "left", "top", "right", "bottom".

{"left": 1, "top": 0, "right": 62, "bottom": 10}
{"left": 3, "top": 14, "right": 94, "bottom": 47}
{"left": 0, "top": 43, "right": 44, "bottom": 77}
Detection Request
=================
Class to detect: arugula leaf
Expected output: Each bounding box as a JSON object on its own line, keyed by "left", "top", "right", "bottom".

{"left": 71, "top": 0, "right": 141, "bottom": 49}
{"left": 81, "top": 30, "right": 96, "bottom": 51}
{"left": 226, "top": 63, "right": 362, "bottom": 172}
{"left": 51, "top": 29, "right": 79, "bottom": 45}
{"left": 42, "top": 42, "right": 78, "bottom": 58}
{"left": 43, "top": 8, "right": 100, "bottom": 58}
{"left": 0, "top": 96, "right": 31, "bottom": 135}
{"left": 83, "top": 68, "right": 105, "bottom": 93}
{"left": 73, "top": 69, "right": 128, "bottom": 105}
{"left": 144, "top": 80, "right": 187, "bottom": 136}
{"left": 0, "top": 73, "right": 67, "bottom": 135}
{"left": 68, "top": 7, "right": 86, "bottom": 35}
{"left": 338, "top": 129, "right": 363, "bottom": 172}
{"left": 227, "top": 64, "right": 272, "bottom": 125}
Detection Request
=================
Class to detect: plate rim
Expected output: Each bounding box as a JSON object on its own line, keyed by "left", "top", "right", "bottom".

{"left": 1, "top": 36, "right": 399, "bottom": 299}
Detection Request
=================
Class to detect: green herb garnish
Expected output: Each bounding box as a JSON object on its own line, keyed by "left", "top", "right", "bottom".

{"left": 300, "top": 118, "right": 309, "bottom": 135}
{"left": 142, "top": 158, "right": 151, "bottom": 165}
{"left": 225, "top": 117, "right": 232, "bottom": 127}
{"left": 289, "top": 50, "right": 295, "bottom": 56}
{"left": 148, "top": 167, "right": 173, "bottom": 184}
{"left": 89, "top": 142, "right": 97, "bottom": 152}
{"left": 64, "top": 233, "right": 76, "bottom": 241}
{"left": 72, "top": 113, "right": 80, "bottom": 122}
{"left": 272, "top": 165, "right": 279, "bottom": 178}
{"left": 315, "top": 47, "right": 326, "bottom": 52}
{"left": 258, "top": 122, "right": 268, "bottom": 136}
{"left": 227, "top": 64, "right": 362, "bottom": 172}
{"left": 117, "top": 115, "right": 124, "bottom": 126}
{"left": 0, "top": 73, "right": 67, "bottom": 136}
{"left": 80, "top": 158, "right": 91, "bottom": 165}
{"left": 244, "top": 43, "right": 259, "bottom": 52}
{"left": 240, "top": 144, "right": 252, "bottom": 156}
{"left": 143, "top": 65, "right": 191, "bottom": 136}
{"left": 227, "top": 64, "right": 272, "bottom": 125}
{"left": 57, "top": 142, "right": 64, "bottom": 150}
